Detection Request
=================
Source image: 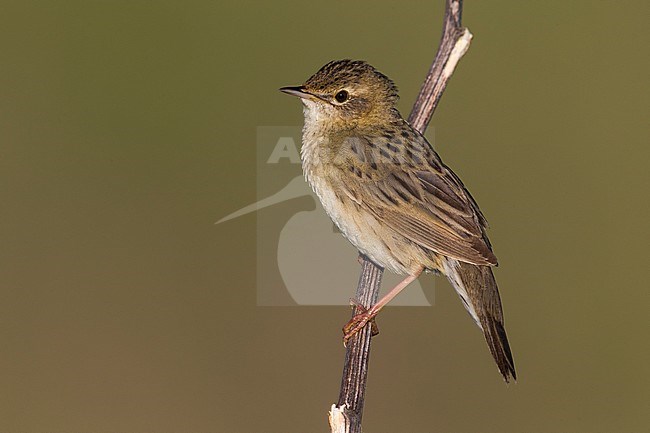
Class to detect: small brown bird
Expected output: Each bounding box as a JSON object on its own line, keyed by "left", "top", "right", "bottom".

{"left": 280, "top": 60, "right": 516, "bottom": 382}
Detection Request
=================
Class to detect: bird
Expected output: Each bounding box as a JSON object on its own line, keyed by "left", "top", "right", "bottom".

{"left": 280, "top": 59, "right": 516, "bottom": 382}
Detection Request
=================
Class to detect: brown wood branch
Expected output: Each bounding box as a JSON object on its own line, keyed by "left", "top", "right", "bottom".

{"left": 409, "top": 0, "right": 472, "bottom": 133}
{"left": 330, "top": 1, "right": 472, "bottom": 432}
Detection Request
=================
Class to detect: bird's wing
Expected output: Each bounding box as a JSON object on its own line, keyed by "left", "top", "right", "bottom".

{"left": 338, "top": 131, "right": 497, "bottom": 266}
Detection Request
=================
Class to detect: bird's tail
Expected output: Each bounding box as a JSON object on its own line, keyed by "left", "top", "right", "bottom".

{"left": 442, "top": 258, "right": 517, "bottom": 382}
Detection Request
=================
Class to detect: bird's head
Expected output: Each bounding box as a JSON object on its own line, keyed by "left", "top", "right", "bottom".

{"left": 280, "top": 60, "right": 400, "bottom": 130}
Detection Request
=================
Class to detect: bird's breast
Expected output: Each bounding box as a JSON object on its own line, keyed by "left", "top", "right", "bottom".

{"left": 301, "top": 133, "right": 419, "bottom": 275}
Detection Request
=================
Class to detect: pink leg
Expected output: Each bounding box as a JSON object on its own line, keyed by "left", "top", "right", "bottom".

{"left": 343, "top": 267, "right": 424, "bottom": 344}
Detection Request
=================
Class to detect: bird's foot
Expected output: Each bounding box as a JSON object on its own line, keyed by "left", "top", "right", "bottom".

{"left": 342, "top": 299, "right": 379, "bottom": 346}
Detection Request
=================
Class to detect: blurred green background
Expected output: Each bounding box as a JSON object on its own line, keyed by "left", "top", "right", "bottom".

{"left": 1, "top": 1, "right": 648, "bottom": 432}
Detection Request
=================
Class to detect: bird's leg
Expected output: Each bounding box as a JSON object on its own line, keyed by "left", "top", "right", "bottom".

{"left": 343, "top": 267, "right": 424, "bottom": 344}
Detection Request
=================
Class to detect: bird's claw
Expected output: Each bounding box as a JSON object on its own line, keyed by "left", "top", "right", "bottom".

{"left": 342, "top": 299, "right": 380, "bottom": 346}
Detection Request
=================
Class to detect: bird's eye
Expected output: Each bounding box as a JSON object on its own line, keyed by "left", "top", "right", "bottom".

{"left": 334, "top": 90, "right": 349, "bottom": 103}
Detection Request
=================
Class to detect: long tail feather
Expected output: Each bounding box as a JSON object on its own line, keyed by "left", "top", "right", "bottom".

{"left": 443, "top": 258, "right": 516, "bottom": 382}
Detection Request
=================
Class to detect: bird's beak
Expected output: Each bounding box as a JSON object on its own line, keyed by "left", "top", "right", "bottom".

{"left": 279, "top": 86, "right": 312, "bottom": 99}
